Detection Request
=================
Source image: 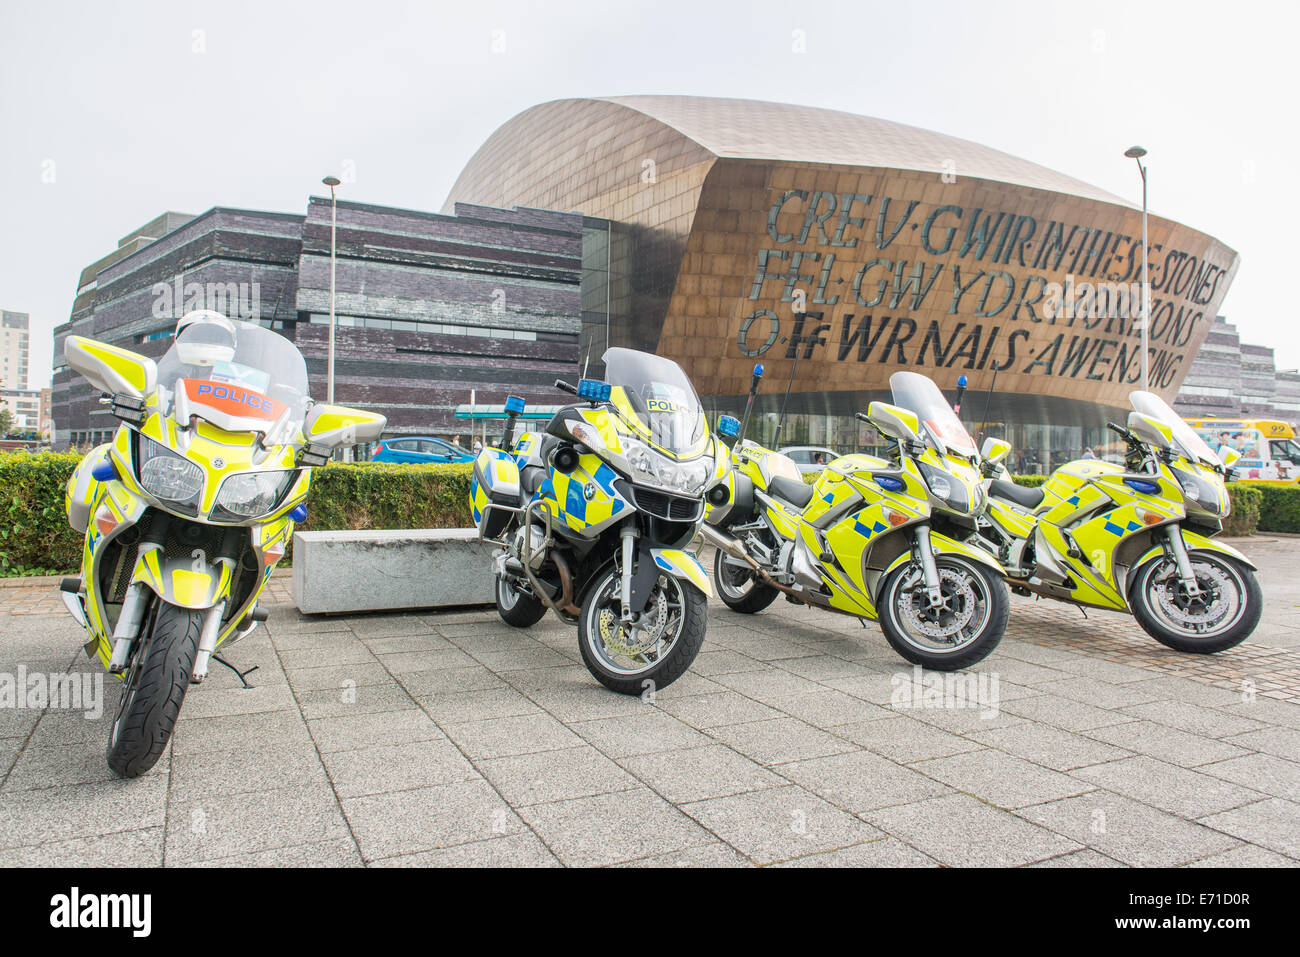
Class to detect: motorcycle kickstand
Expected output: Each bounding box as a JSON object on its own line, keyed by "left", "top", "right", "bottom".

{"left": 211, "top": 655, "right": 259, "bottom": 689}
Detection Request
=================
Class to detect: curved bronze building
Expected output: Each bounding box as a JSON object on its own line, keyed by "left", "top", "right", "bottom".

{"left": 445, "top": 96, "right": 1238, "bottom": 470}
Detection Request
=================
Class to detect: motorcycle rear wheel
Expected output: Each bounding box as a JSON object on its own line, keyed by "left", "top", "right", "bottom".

{"left": 496, "top": 573, "right": 547, "bottom": 628}
{"left": 713, "top": 552, "right": 779, "bottom": 614}
{"left": 106, "top": 601, "right": 202, "bottom": 779}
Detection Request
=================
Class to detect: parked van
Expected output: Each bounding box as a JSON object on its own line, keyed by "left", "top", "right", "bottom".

{"left": 1184, "top": 418, "right": 1300, "bottom": 484}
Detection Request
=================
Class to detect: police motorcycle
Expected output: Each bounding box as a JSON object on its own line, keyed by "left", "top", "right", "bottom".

{"left": 61, "top": 312, "right": 386, "bottom": 777}
{"left": 702, "top": 366, "right": 1010, "bottom": 671}
{"left": 470, "top": 348, "right": 729, "bottom": 694}
{"left": 971, "top": 390, "right": 1262, "bottom": 653}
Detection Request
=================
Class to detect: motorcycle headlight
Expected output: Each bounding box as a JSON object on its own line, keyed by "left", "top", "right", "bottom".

{"left": 214, "top": 470, "right": 296, "bottom": 519}
{"left": 1174, "top": 467, "right": 1221, "bottom": 515}
{"left": 919, "top": 462, "right": 970, "bottom": 511}
{"left": 137, "top": 436, "right": 203, "bottom": 508}
{"left": 623, "top": 440, "right": 709, "bottom": 496}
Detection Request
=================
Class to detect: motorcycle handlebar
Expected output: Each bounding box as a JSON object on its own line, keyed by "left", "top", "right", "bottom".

{"left": 554, "top": 379, "right": 578, "bottom": 396}
{"left": 1107, "top": 421, "right": 1137, "bottom": 443}
{"left": 855, "top": 412, "right": 871, "bottom": 425}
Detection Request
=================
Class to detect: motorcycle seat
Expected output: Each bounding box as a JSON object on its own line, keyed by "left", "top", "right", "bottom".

{"left": 988, "top": 479, "right": 1044, "bottom": 510}
{"left": 768, "top": 475, "right": 815, "bottom": 509}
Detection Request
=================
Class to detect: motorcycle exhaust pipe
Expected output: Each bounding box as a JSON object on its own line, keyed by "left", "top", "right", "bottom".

{"left": 551, "top": 550, "right": 582, "bottom": 617}
{"left": 699, "top": 524, "right": 802, "bottom": 599}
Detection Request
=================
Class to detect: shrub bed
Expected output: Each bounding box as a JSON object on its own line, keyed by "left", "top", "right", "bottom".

{"left": 0, "top": 451, "right": 474, "bottom": 577}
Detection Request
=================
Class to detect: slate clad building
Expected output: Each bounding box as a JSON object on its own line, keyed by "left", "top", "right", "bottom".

{"left": 53, "top": 201, "right": 586, "bottom": 449}
{"left": 1175, "top": 317, "right": 1300, "bottom": 422}
{"left": 446, "top": 96, "right": 1240, "bottom": 469}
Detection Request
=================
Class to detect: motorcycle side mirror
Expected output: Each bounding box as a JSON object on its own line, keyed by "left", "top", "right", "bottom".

{"left": 865, "top": 401, "right": 920, "bottom": 444}
{"left": 980, "top": 437, "right": 1011, "bottom": 466}
{"left": 1218, "top": 446, "right": 1241, "bottom": 469}
{"left": 303, "top": 404, "right": 388, "bottom": 450}
{"left": 65, "top": 336, "right": 157, "bottom": 402}
{"left": 1127, "top": 411, "right": 1173, "bottom": 452}
{"left": 717, "top": 415, "right": 741, "bottom": 439}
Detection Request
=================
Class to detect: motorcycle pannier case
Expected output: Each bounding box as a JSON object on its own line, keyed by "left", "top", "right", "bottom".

{"left": 472, "top": 448, "right": 522, "bottom": 540}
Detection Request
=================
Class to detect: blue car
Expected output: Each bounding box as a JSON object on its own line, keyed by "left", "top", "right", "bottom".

{"left": 372, "top": 436, "right": 475, "bottom": 464}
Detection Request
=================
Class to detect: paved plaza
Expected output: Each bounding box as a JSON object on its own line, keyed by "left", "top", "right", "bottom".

{"left": 1, "top": 537, "right": 1297, "bottom": 868}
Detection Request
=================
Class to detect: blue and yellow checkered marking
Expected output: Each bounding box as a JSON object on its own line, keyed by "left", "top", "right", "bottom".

{"left": 592, "top": 463, "right": 619, "bottom": 495}
{"left": 853, "top": 515, "right": 889, "bottom": 538}
{"left": 1103, "top": 517, "right": 1143, "bottom": 536}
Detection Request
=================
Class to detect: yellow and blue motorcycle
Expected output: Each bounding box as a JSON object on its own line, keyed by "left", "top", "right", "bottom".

{"left": 704, "top": 369, "right": 1009, "bottom": 671}
{"left": 61, "top": 312, "right": 385, "bottom": 776}
{"left": 470, "top": 348, "right": 728, "bottom": 694}
{"left": 972, "top": 390, "right": 1261, "bottom": 653}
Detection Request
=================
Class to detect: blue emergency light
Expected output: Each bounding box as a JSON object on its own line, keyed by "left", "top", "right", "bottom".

{"left": 577, "top": 379, "right": 612, "bottom": 402}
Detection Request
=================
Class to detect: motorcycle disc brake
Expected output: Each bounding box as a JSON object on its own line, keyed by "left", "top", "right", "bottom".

{"left": 598, "top": 587, "right": 669, "bottom": 657}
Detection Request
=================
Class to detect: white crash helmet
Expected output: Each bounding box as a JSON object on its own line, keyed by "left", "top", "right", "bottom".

{"left": 174, "top": 310, "right": 237, "bottom": 366}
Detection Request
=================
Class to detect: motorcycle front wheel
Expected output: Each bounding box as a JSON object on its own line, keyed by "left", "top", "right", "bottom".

{"left": 578, "top": 566, "right": 707, "bottom": 695}
{"left": 1129, "top": 551, "right": 1261, "bottom": 654}
{"left": 878, "top": 557, "right": 1008, "bottom": 671}
{"left": 106, "top": 600, "right": 202, "bottom": 778}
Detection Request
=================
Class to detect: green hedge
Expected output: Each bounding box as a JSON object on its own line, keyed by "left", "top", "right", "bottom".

{"left": 1256, "top": 484, "right": 1300, "bottom": 533}
{"left": 0, "top": 451, "right": 473, "bottom": 577}
{"left": 0, "top": 452, "right": 84, "bottom": 576}
{"left": 1222, "top": 483, "right": 1262, "bottom": 537}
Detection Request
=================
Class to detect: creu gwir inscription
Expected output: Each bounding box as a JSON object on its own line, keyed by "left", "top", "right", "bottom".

{"left": 734, "top": 189, "right": 1232, "bottom": 391}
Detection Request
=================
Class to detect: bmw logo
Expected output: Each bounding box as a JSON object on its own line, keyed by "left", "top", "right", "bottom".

{"left": 584, "top": 482, "right": 597, "bottom": 501}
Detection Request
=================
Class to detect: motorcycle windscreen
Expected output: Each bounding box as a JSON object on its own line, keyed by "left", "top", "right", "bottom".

{"left": 155, "top": 319, "right": 311, "bottom": 439}
{"left": 888, "top": 371, "right": 977, "bottom": 457}
{"left": 1130, "top": 391, "right": 1220, "bottom": 466}
{"left": 603, "top": 347, "right": 707, "bottom": 458}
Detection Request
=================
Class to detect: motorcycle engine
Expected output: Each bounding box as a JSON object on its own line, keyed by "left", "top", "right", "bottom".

{"left": 512, "top": 524, "right": 548, "bottom": 571}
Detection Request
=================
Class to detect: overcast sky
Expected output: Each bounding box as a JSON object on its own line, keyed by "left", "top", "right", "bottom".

{"left": 2, "top": 0, "right": 1297, "bottom": 388}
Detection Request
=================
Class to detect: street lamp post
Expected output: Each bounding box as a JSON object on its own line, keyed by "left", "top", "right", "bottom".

{"left": 1124, "top": 147, "right": 1150, "bottom": 393}
{"left": 322, "top": 176, "right": 341, "bottom": 405}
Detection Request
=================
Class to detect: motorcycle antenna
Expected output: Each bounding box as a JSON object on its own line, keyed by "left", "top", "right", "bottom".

{"left": 737, "top": 362, "right": 764, "bottom": 444}
{"left": 978, "top": 364, "right": 1000, "bottom": 442}
{"left": 772, "top": 310, "right": 821, "bottom": 448}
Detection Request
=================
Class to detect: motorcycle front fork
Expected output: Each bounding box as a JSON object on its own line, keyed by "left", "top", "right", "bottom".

{"left": 1163, "top": 525, "right": 1202, "bottom": 597}
{"left": 619, "top": 522, "right": 637, "bottom": 625}
{"left": 107, "top": 583, "right": 148, "bottom": 673}
{"left": 912, "top": 526, "right": 944, "bottom": 608}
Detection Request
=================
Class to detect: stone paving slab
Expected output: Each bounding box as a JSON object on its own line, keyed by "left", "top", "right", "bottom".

{"left": 0, "top": 537, "right": 1298, "bottom": 866}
